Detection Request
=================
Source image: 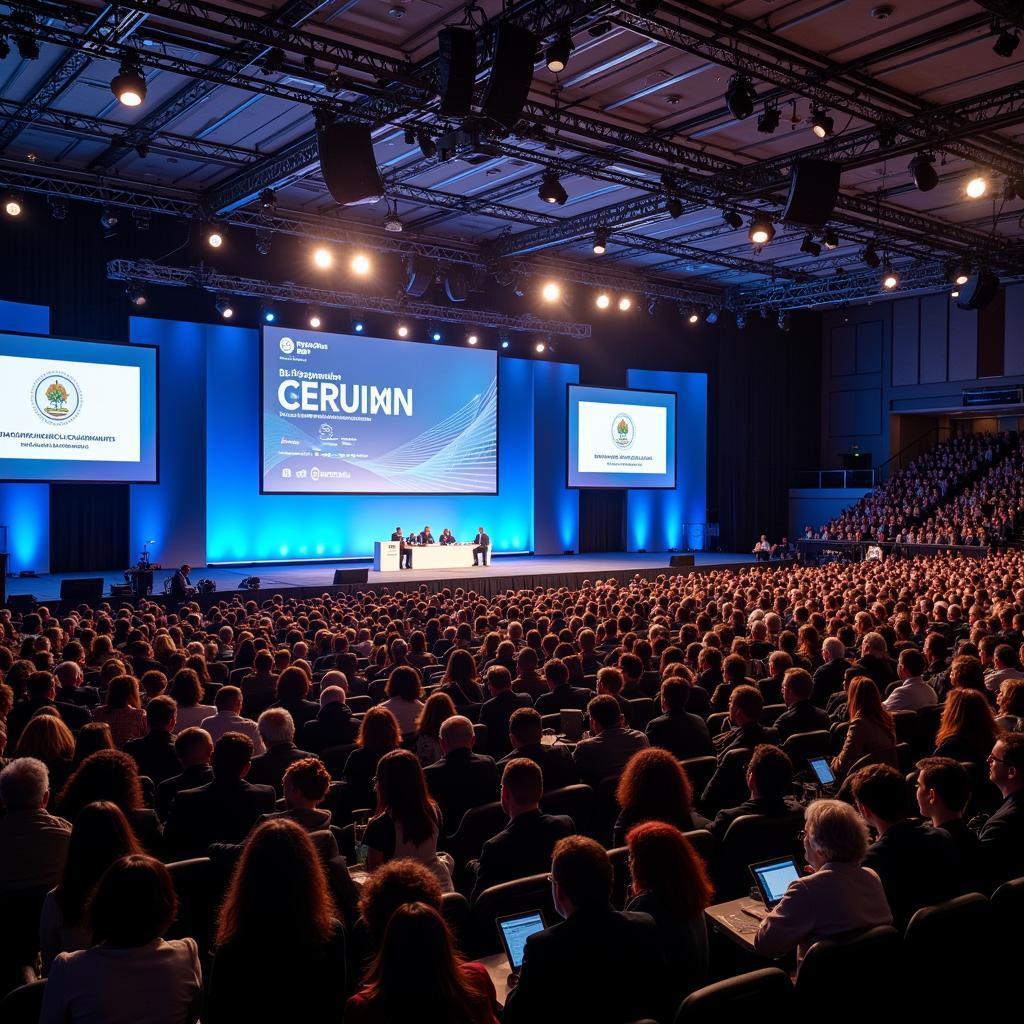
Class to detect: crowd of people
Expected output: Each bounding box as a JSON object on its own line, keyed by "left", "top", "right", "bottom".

{"left": 0, "top": 548, "right": 1023, "bottom": 1021}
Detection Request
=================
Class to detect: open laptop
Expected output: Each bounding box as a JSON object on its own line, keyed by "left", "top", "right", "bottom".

{"left": 496, "top": 910, "right": 546, "bottom": 984}
{"left": 808, "top": 756, "right": 836, "bottom": 789}
{"left": 743, "top": 856, "right": 801, "bottom": 919}
{"left": 560, "top": 708, "right": 585, "bottom": 741}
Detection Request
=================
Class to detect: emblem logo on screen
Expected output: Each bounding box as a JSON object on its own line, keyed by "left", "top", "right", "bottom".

{"left": 32, "top": 373, "right": 82, "bottom": 425}
{"left": 279, "top": 336, "right": 295, "bottom": 354}
{"left": 612, "top": 413, "right": 635, "bottom": 449}
{"left": 319, "top": 423, "right": 334, "bottom": 439}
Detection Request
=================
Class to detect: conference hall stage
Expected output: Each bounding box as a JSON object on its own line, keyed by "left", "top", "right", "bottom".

{"left": 18, "top": 552, "right": 754, "bottom": 607}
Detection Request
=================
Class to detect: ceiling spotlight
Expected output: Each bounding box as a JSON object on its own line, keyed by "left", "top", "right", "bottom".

{"left": 881, "top": 261, "right": 899, "bottom": 290}
{"left": 546, "top": 34, "right": 573, "bottom": 73}
{"left": 111, "top": 58, "right": 146, "bottom": 107}
{"left": 308, "top": 312, "right": 323, "bottom": 329}
{"left": 724, "top": 74, "right": 755, "bottom": 120}
{"left": 205, "top": 223, "right": 225, "bottom": 248}
{"left": 417, "top": 133, "right": 437, "bottom": 159}
{"left": 535, "top": 341, "right": 546, "bottom": 353}
{"left": 538, "top": 173, "right": 568, "bottom": 206}
{"left": 4, "top": 193, "right": 23, "bottom": 217}
{"left": 99, "top": 207, "right": 119, "bottom": 231}
{"left": 618, "top": 296, "right": 632, "bottom": 312}
{"left": 312, "top": 246, "right": 333, "bottom": 269}
{"left": 259, "top": 188, "right": 277, "bottom": 214}
{"left": 215, "top": 296, "right": 234, "bottom": 319}
{"left": 467, "top": 333, "right": 479, "bottom": 346}
{"left": 953, "top": 262, "right": 971, "bottom": 286}
{"left": 757, "top": 106, "right": 780, "bottom": 134}
{"left": 723, "top": 210, "right": 743, "bottom": 230}
{"left": 541, "top": 281, "right": 561, "bottom": 302}
{"left": 823, "top": 227, "right": 839, "bottom": 250}
{"left": 687, "top": 309, "right": 699, "bottom": 324}
{"left": 951, "top": 290, "right": 960, "bottom": 299}
{"left": 800, "top": 232, "right": 822, "bottom": 257}
{"left": 666, "top": 196, "right": 684, "bottom": 219}
{"left": 431, "top": 329, "right": 442, "bottom": 342}
{"left": 353, "top": 320, "right": 365, "bottom": 333}
{"left": 861, "top": 243, "right": 881, "bottom": 269}
{"left": 908, "top": 152, "right": 938, "bottom": 193}
{"left": 500, "top": 336, "right": 511, "bottom": 350}
{"left": 125, "top": 283, "right": 147, "bottom": 307}
{"left": 383, "top": 207, "right": 404, "bottom": 233}
{"left": 351, "top": 253, "right": 371, "bottom": 275}
{"left": 595, "top": 292, "right": 611, "bottom": 310}
{"left": 397, "top": 324, "right": 409, "bottom": 338}
{"left": 748, "top": 213, "right": 774, "bottom": 246}
{"left": 593, "top": 229, "right": 608, "bottom": 255}
{"left": 994, "top": 28, "right": 1020, "bottom": 58}
{"left": 965, "top": 174, "right": 988, "bottom": 199}
{"left": 262, "top": 307, "right": 276, "bottom": 323}
{"left": 705, "top": 310, "right": 719, "bottom": 325}
{"left": 810, "top": 108, "right": 833, "bottom": 138}
{"left": 13, "top": 33, "right": 39, "bottom": 61}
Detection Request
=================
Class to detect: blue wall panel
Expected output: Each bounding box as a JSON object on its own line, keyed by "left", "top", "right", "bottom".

{"left": 532, "top": 361, "right": 579, "bottom": 554}
{"left": 0, "top": 301, "right": 51, "bottom": 572}
{"left": 626, "top": 369, "right": 707, "bottom": 551}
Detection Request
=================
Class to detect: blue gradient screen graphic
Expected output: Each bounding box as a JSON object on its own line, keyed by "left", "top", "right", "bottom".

{"left": 0, "top": 331, "right": 157, "bottom": 483}
{"left": 261, "top": 326, "right": 498, "bottom": 495}
{"left": 567, "top": 384, "right": 676, "bottom": 489}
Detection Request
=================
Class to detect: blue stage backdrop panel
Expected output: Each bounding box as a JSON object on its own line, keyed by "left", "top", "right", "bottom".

{"left": 129, "top": 318, "right": 208, "bottom": 569}
{"left": 206, "top": 325, "right": 537, "bottom": 563}
{"left": 533, "top": 361, "right": 579, "bottom": 554}
{"left": 0, "top": 301, "right": 51, "bottom": 573}
{"left": 626, "top": 370, "right": 707, "bottom": 552}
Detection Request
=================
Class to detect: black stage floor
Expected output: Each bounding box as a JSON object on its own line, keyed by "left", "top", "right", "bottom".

{"left": 8, "top": 552, "right": 753, "bottom": 607}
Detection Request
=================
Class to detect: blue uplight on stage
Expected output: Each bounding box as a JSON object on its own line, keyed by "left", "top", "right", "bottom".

{"left": 500, "top": 338, "right": 510, "bottom": 350}
{"left": 354, "top": 321, "right": 364, "bottom": 333}
{"left": 432, "top": 330, "right": 442, "bottom": 342}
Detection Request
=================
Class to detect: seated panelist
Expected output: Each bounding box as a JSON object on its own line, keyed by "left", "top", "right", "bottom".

{"left": 391, "top": 526, "right": 412, "bottom": 569}
{"left": 421, "top": 526, "right": 435, "bottom": 544}
{"left": 439, "top": 529, "right": 455, "bottom": 546}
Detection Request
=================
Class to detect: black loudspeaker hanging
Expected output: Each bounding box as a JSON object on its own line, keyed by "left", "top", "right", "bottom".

{"left": 317, "top": 120, "right": 384, "bottom": 206}
{"left": 481, "top": 21, "right": 537, "bottom": 129}
{"left": 781, "top": 158, "right": 842, "bottom": 227}
{"left": 956, "top": 270, "right": 1000, "bottom": 311}
{"left": 438, "top": 26, "right": 477, "bottom": 118}
{"left": 445, "top": 268, "right": 468, "bottom": 303}
{"left": 405, "top": 256, "right": 434, "bottom": 297}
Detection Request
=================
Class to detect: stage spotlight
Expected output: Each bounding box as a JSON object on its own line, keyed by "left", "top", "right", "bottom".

{"left": 541, "top": 281, "right": 561, "bottom": 302}
{"left": 951, "top": 290, "right": 960, "bottom": 299}
{"left": 351, "top": 253, "right": 371, "bottom": 275}
{"left": 954, "top": 263, "right": 971, "bottom": 286}
{"left": 308, "top": 311, "right": 322, "bottom": 329}
{"left": 14, "top": 33, "right": 39, "bottom": 60}
{"left": 748, "top": 213, "right": 774, "bottom": 245}
{"left": 705, "top": 310, "right": 719, "bottom": 325}
{"left": 757, "top": 106, "right": 780, "bottom": 134}
{"left": 538, "top": 173, "right": 568, "bottom": 206}
{"left": 687, "top": 309, "right": 699, "bottom": 324}
{"left": 666, "top": 197, "right": 684, "bottom": 219}
{"left": 800, "top": 232, "right": 822, "bottom": 257}
{"left": 353, "top": 320, "right": 365, "bottom": 333}
{"left": 725, "top": 74, "right": 755, "bottom": 120}
{"left": 431, "top": 328, "right": 442, "bottom": 342}
{"left": 500, "top": 336, "right": 511, "bottom": 350}
{"left": 4, "top": 194, "right": 22, "bottom": 217}
{"left": 215, "top": 296, "right": 234, "bottom": 319}
{"left": 312, "top": 246, "right": 333, "bottom": 269}
{"left": 810, "top": 108, "right": 833, "bottom": 138}
{"left": 861, "top": 242, "right": 881, "bottom": 269}
{"left": 99, "top": 207, "right": 119, "bottom": 231}
{"left": 125, "top": 283, "right": 147, "bottom": 307}
{"left": 994, "top": 29, "right": 1020, "bottom": 58}
{"left": 467, "top": 333, "right": 478, "bottom": 345}
{"left": 618, "top": 296, "right": 632, "bottom": 311}
{"left": 546, "top": 34, "right": 573, "bottom": 73}
{"left": 262, "top": 307, "right": 277, "bottom": 323}
{"left": 723, "top": 210, "right": 743, "bottom": 230}
{"left": 823, "top": 227, "right": 839, "bottom": 250}
{"left": 593, "top": 228, "right": 608, "bottom": 254}
{"left": 595, "top": 292, "right": 611, "bottom": 309}
{"left": 965, "top": 174, "right": 988, "bottom": 199}
{"left": 417, "top": 133, "right": 437, "bottom": 159}
{"left": 881, "top": 261, "right": 899, "bottom": 290}
{"left": 259, "top": 188, "right": 277, "bottom": 214}
{"left": 535, "top": 340, "right": 546, "bottom": 353}
{"left": 909, "top": 152, "right": 938, "bottom": 193}
{"left": 205, "top": 223, "right": 225, "bottom": 248}
{"left": 111, "top": 58, "right": 146, "bottom": 106}
{"left": 397, "top": 324, "right": 409, "bottom": 338}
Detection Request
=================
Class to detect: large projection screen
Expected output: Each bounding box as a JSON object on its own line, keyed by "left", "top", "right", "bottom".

{"left": 567, "top": 383, "right": 676, "bottom": 489}
{"left": 261, "top": 325, "right": 498, "bottom": 495}
{"left": 0, "top": 331, "right": 158, "bottom": 483}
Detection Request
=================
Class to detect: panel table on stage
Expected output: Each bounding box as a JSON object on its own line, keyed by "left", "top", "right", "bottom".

{"left": 373, "top": 541, "right": 489, "bottom": 572}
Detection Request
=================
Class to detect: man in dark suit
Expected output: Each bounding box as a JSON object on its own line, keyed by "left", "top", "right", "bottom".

{"left": 4, "top": 671, "right": 91, "bottom": 752}
{"left": 424, "top": 715, "right": 498, "bottom": 834}
{"left": 420, "top": 525, "right": 435, "bottom": 544}
{"left": 978, "top": 733, "right": 1024, "bottom": 890}
{"left": 239, "top": 650, "right": 278, "bottom": 720}
{"left": 479, "top": 666, "right": 532, "bottom": 758}
{"left": 471, "top": 758, "right": 574, "bottom": 901}
{"left": 915, "top": 757, "right": 982, "bottom": 893}
{"left": 812, "top": 637, "right": 851, "bottom": 708}
{"left": 572, "top": 696, "right": 648, "bottom": 789}
{"left": 168, "top": 563, "right": 196, "bottom": 607}
{"left": 246, "top": 707, "right": 314, "bottom": 795}
{"left": 504, "top": 836, "right": 669, "bottom": 1024}
{"left": 299, "top": 683, "right": 358, "bottom": 753}
{"left": 645, "top": 677, "right": 713, "bottom": 761}
{"left": 163, "top": 732, "right": 275, "bottom": 859}
{"left": 125, "top": 695, "right": 181, "bottom": 786}
{"left": 852, "top": 763, "right": 960, "bottom": 927}
{"left": 54, "top": 660, "right": 99, "bottom": 710}
{"left": 775, "top": 668, "right": 830, "bottom": 742}
{"left": 156, "top": 727, "right": 214, "bottom": 820}
{"left": 390, "top": 527, "right": 411, "bottom": 569}
{"left": 472, "top": 526, "right": 490, "bottom": 567}
{"left": 843, "top": 632, "right": 898, "bottom": 692}
{"left": 708, "top": 744, "right": 803, "bottom": 840}
{"left": 497, "top": 708, "right": 578, "bottom": 792}
{"left": 535, "top": 658, "right": 591, "bottom": 715}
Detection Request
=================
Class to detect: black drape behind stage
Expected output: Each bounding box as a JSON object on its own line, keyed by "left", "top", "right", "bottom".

{"left": 578, "top": 490, "right": 626, "bottom": 553}
{"left": 50, "top": 484, "right": 129, "bottom": 573}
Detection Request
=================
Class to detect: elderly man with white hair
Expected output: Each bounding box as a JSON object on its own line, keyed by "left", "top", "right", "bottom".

{"left": 0, "top": 757, "right": 72, "bottom": 894}
{"left": 54, "top": 660, "right": 98, "bottom": 709}
{"left": 299, "top": 681, "right": 358, "bottom": 753}
{"left": 842, "top": 631, "right": 898, "bottom": 693}
{"left": 200, "top": 685, "right": 264, "bottom": 754}
{"left": 811, "top": 636, "right": 852, "bottom": 708}
{"left": 245, "top": 708, "right": 313, "bottom": 794}
{"left": 423, "top": 715, "right": 498, "bottom": 834}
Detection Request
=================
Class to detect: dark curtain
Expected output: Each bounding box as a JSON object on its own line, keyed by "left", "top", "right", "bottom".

{"left": 578, "top": 490, "right": 626, "bottom": 552}
{"left": 715, "top": 315, "right": 822, "bottom": 551}
{"left": 49, "top": 484, "right": 129, "bottom": 573}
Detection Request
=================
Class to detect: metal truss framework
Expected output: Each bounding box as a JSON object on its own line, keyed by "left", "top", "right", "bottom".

{"left": 106, "top": 259, "right": 594, "bottom": 337}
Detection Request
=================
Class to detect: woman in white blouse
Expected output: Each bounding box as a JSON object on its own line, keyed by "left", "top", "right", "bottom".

{"left": 379, "top": 666, "right": 426, "bottom": 738}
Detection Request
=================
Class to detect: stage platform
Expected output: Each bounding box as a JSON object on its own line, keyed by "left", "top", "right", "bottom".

{"left": 7, "top": 552, "right": 753, "bottom": 607}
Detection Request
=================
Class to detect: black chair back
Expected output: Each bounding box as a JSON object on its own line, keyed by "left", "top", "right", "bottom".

{"left": 679, "top": 756, "right": 717, "bottom": 797}
{"left": 0, "top": 885, "right": 49, "bottom": 975}
{"left": 440, "top": 890, "right": 472, "bottom": 951}
{"left": 539, "top": 784, "right": 595, "bottom": 833}
{"left": 445, "top": 801, "right": 508, "bottom": 869}
{"left": 166, "top": 857, "right": 223, "bottom": 955}
{"left": 761, "top": 703, "right": 786, "bottom": 726}
{"left": 675, "top": 968, "right": 793, "bottom": 1021}
{"left": 683, "top": 828, "right": 715, "bottom": 867}
{"left": 706, "top": 712, "right": 729, "bottom": 736}
{"left": 0, "top": 980, "right": 45, "bottom": 1024}
{"left": 782, "top": 730, "right": 832, "bottom": 770}
{"left": 715, "top": 809, "right": 805, "bottom": 899}
{"left": 626, "top": 697, "right": 657, "bottom": 731}
{"left": 347, "top": 695, "right": 372, "bottom": 714}
{"left": 796, "top": 925, "right": 900, "bottom": 1011}
{"left": 320, "top": 742, "right": 358, "bottom": 779}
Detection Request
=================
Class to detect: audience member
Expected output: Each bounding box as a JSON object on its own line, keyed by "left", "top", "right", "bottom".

{"left": 380, "top": 665, "right": 425, "bottom": 737}
{"left": 933, "top": 688, "right": 1001, "bottom": 764}
{"left": 156, "top": 727, "right": 214, "bottom": 820}
{"left": 199, "top": 686, "right": 264, "bottom": 753}
{"left": 5, "top": 670, "right": 91, "bottom": 753}
{"left": 423, "top": 716, "right": 497, "bottom": 833}
{"left": 167, "top": 669, "right": 216, "bottom": 732}
{"left": 978, "top": 732, "right": 1024, "bottom": 889}
{"left": 256, "top": 756, "right": 333, "bottom": 833}
{"left": 645, "top": 677, "right": 713, "bottom": 760}
{"left": 775, "top": 668, "right": 830, "bottom": 741}
{"left": 15, "top": 712, "right": 76, "bottom": 795}
{"left": 534, "top": 658, "right": 590, "bottom": 715}
{"left": 301, "top": 683, "right": 358, "bottom": 752}
{"left": 572, "top": 694, "right": 648, "bottom": 788}
{"left": 479, "top": 665, "right": 531, "bottom": 758}
{"left": 125, "top": 695, "right": 182, "bottom": 785}
{"left": 884, "top": 648, "right": 938, "bottom": 711}
{"left": 496, "top": 707, "right": 578, "bottom": 791}
{"left": 614, "top": 747, "right": 708, "bottom": 845}
{"left": 354, "top": 858, "right": 443, "bottom": 963}
{"left": 831, "top": 677, "right": 897, "bottom": 781}
{"left": 708, "top": 744, "right": 802, "bottom": 840}
{"left": 344, "top": 707, "right": 401, "bottom": 812}
{"left": 71, "top": 721, "right": 114, "bottom": 769}
{"left": 915, "top": 757, "right": 981, "bottom": 892}
{"left": 247, "top": 707, "right": 312, "bottom": 793}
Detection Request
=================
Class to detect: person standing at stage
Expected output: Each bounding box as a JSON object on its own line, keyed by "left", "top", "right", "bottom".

{"left": 391, "top": 528, "right": 411, "bottom": 570}
{"left": 473, "top": 527, "right": 490, "bottom": 567}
